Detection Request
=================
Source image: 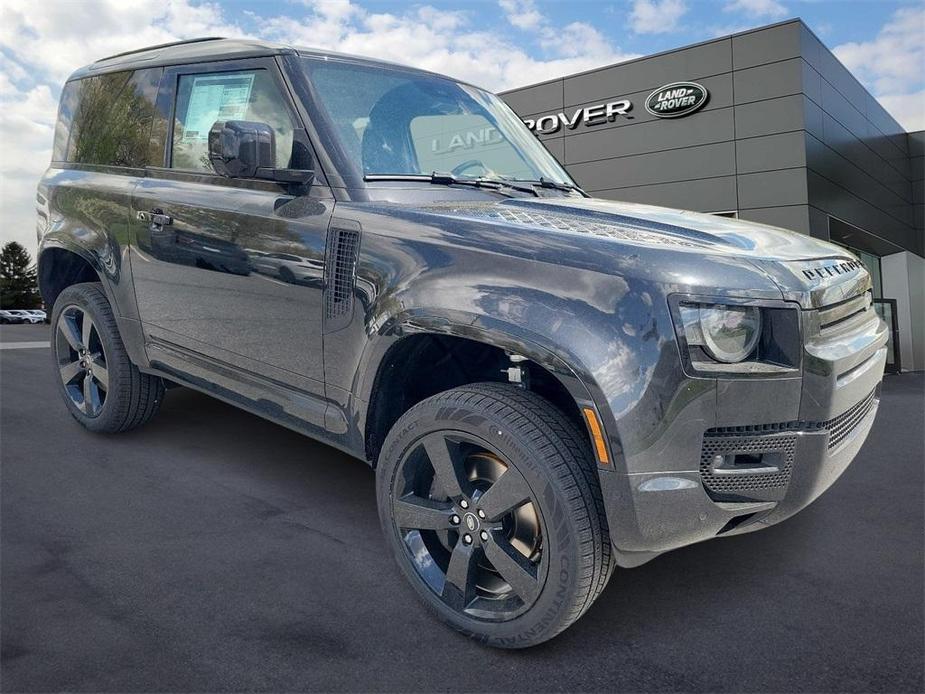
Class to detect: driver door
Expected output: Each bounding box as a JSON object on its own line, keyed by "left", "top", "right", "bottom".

{"left": 130, "top": 57, "right": 333, "bottom": 426}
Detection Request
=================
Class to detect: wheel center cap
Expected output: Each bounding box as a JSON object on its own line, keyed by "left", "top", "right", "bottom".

{"left": 463, "top": 513, "right": 480, "bottom": 532}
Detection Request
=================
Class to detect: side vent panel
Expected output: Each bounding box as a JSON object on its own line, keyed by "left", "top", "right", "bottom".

{"left": 324, "top": 219, "right": 361, "bottom": 332}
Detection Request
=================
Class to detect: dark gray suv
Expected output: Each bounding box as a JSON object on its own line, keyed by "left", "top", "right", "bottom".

{"left": 37, "top": 38, "right": 888, "bottom": 648}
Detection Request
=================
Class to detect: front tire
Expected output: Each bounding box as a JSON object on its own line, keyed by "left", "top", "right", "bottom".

{"left": 51, "top": 282, "right": 165, "bottom": 433}
{"left": 376, "top": 382, "right": 613, "bottom": 648}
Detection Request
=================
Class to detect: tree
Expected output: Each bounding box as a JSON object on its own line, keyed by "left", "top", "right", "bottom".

{"left": 0, "top": 242, "right": 42, "bottom": 309}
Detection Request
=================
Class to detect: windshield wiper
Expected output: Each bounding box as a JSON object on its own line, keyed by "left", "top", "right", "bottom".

{"left": 364, "top": 173, "right": 538, "bottom": 197}
{"left": 514, "top": 177, "right": 589, "bottom": 196}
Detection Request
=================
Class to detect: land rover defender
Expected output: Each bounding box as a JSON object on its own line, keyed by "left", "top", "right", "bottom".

{"left": 37, "top": 38, "right": 888, "bottom": 648}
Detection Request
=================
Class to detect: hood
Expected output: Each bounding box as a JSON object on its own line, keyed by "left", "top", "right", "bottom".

{"left": 416, "top": 196, "right": 850, "bottom": 263}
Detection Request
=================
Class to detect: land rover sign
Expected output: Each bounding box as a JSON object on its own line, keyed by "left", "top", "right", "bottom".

{"left": 645, "top": 82, "right": 709, "bottom": 118}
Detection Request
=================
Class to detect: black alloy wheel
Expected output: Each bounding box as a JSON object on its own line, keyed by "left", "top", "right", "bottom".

{"left": 377, "top": 382, "right": 614, "bottom": 648}
{"left": 55, "top": 305, "right": 109, "bottom": 417}
{"left": 50, "top": 282, "right": 165, "bottom": 433}
{"left": 390, "top": 432, "right": 546, "bottom": 621}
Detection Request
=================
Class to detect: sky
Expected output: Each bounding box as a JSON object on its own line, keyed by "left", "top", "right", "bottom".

{"left": 1, "top": 0, "right": 923, "bottom": 257}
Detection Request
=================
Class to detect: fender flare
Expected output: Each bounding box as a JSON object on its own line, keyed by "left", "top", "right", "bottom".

{"left": 354, "top": 307, "right": 617, "bottom": 461}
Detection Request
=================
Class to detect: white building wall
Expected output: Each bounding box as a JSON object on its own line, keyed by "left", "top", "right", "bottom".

{"left": 882, "top": 251, "right": 924, "bottom": 372}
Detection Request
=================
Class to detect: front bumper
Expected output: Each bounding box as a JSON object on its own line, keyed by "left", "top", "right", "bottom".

{"left": 599, "top": 291, "right": 888, "bottom": 568}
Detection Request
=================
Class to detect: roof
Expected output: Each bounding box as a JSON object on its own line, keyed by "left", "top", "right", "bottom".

{"left": 67, "top": 37, "right": 450, "bottom": 83}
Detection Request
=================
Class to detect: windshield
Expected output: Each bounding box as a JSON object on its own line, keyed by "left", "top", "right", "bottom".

{"left": 300, "top": 58, "right": 574, "bottom": 185}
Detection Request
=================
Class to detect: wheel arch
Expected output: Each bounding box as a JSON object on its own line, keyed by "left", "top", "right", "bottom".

{"left": 38, "top": 240, "right": 149, "bottom": 368}
{"left": 37, "top": 245, "right": 103, "bottom": 309}
{"left": 358, "top": 311, "right": 611, "bottom": 469}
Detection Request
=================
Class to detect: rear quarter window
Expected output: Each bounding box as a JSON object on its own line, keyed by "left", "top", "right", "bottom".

{"left": 52, "top": 81, "right": 81, "bottom": 162}
{"left": 65, "top": 68, "right": 166, "bottom": 167}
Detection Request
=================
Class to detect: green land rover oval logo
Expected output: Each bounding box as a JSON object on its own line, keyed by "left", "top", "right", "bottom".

{"left": 645, "top": 82, "right": 709, "bottom": 118}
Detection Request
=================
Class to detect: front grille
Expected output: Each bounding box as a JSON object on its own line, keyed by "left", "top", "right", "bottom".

{"left": 700, "top": 433, "right": 796, "bottom": 496}
{"left": 824, "top": 388, "right": 877, "bottom": 450}
{"left": 700, "top": 389, "right": 878, "bottom": 497}
{"left": 817, "top": 291, "right": 874, "bottom": 332}
{"left": 707, "top": 388, "right": 877, "bottom": 446}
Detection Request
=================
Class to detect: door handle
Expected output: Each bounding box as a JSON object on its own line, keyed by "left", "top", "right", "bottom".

{"left": 136, "top": 210, "right": 173, "bottom": 227}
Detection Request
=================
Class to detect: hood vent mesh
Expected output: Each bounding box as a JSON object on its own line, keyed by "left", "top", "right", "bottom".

{"left": 422, "top": 203, "right": 708, "bottom": 248}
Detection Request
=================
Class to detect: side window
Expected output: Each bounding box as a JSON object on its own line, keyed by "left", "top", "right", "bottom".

{"left": 171, "top": 69, "right": 295, "bottom": 173}
{"left": 52, "top": 81, "right": 81, "bottom": 162}
{"left": 66, "top": 68, "right": 165, "bottom": 167}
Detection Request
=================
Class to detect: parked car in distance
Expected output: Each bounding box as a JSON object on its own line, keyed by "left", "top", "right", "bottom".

{"left": 0, "top": 310, "right": 25, "bottom": 324}
{"left": 248, "top": 250, "right": 324, "bottom": 286}
{"left": 27, "top": 310, "right": 48, "bottom": 323}
{"left": 36, "top": 38, "right": 888, "bottom": 649}
{"left": 6, "top": 310, "right": 45, "bottom": 324}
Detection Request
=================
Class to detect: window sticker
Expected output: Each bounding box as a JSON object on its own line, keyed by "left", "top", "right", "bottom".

{"left": 180, "top": 73, "right": 255, "bottom": 142}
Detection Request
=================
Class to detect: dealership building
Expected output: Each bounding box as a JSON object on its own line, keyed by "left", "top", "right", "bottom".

{"left": 501, "top": 19, "right": 924, "bottom": 373}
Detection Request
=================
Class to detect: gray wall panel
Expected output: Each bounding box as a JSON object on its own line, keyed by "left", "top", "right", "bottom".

{"left": 501, "top": 80, "right": 562, "bottom": 118}
{"left": 808, "top": 204, "right": 830, "bottom": 239}
{"left": 733, "top": 58, "right": 803, "bottom": 105}
{"left": 909, "top": 131, "right": 925, "bottom": 158}
{"left": 594, "top": 176, "right": 738, "bottom": 212}
{"left": 738, "top": 169, "right": 808, "bottom": 209}
{"left": 819, "top": 79, "right": 872, "bottom": 146}
{"left": 801, "top": 60, "right": 823, "bottom": 105}
{"left": 739, "top": 205, "right": 812, "bottom": 235}
{"left": 569, "top": 142, "right": 735, "bottom": 190}
{"left": 806, "top": 133, "right": 913, "bottom": 226}
{"left": 800, "top": 27, "right": 870, "bottom": 109}
{"left": 563, "top": 40, "right": 731, "bottom": 106}
{"left": 820, "top": 113, "right": 910, "bottom": 201}
{"left": 808, "top": 171, "right": 921, "bottom": 254}
{"left": 736, "top": 131, "right": 807, "bottom": 174}
{"left": 564, "top": 108, "right": 735, "bottom": 163}
{"left": 734, "top": 95, "right": 806, "bottom": 139}
{"left": 732, "top": 22, "right": 801, "bottom": 69}
{"left": 804, "top": 96, "right": 825, "bottom": 141}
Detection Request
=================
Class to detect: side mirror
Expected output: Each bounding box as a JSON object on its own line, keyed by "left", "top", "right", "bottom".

{"left": 209, "top": 120, "right": 275, "bottom": 178}
{"left": 208, "top": 121, "right": 315, "bottom": 189}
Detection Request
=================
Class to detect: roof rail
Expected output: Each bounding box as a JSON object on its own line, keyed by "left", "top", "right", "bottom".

{"left": 93, "top": 37, "right": 227, "bottom": 64}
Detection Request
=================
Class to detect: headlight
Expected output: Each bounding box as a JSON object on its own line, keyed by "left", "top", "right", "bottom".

{"left": 698, "top": 305, "right": 762, "bottom": 362}
{"left": 672, "top": 296, "right": 800, "bottom": 376}
{"left": 678, "top": 303, "right": 762, "bottom": 363}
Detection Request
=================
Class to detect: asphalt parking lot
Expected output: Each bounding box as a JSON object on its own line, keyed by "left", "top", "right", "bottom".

{"left": 1, "top": 323, "right": 923, "bottom": 693}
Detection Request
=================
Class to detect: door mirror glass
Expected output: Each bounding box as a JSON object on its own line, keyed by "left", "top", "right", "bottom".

{"left": 208, "top": 120, "right": 275, "bottom": 178}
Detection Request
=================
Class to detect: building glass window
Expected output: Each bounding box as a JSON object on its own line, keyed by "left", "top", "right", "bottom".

{"left": 835, "top": 242, "right": 883, "bottom": 298}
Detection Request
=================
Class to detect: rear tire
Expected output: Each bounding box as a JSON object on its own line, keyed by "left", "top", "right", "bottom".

{"left": 51, "top": 282, "right": 164, "bottom": 433}
{"left": 376, "top": 382, "right": 613, "bottom": 648}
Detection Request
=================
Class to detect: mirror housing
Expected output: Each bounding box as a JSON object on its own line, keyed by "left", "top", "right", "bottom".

{"left": 208, "top": 120, "right": 314, "bottom": 188}
{"left": 209, "top": 120, "right": 275, "bottom": 178}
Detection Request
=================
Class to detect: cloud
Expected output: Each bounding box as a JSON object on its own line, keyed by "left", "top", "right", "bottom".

{"left": 723, "top": 0, "right": 788, "bottom": 19}
{"left": 875, "top": 91, "right": 925, "bottom": 132}
{"left": 834, "top": 6, "right": 925, "bottom": 130}
{"left": 498, "top": 0, "right": 545, "bottom": 31}
{"left": 629, "top": 0, "right": 688, "bottom": 35}
{"left": 259, "top": 0, "right": 632, "bottom": 91}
